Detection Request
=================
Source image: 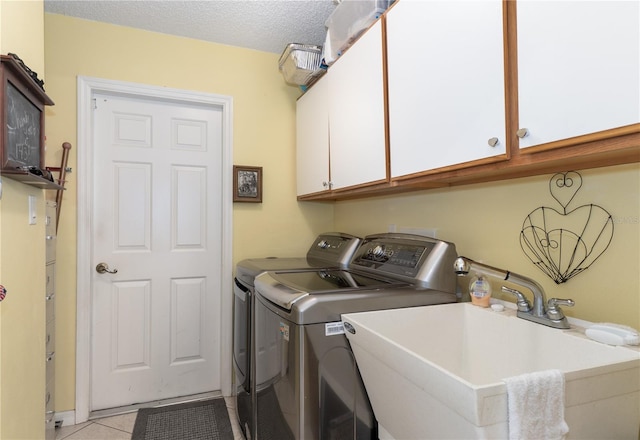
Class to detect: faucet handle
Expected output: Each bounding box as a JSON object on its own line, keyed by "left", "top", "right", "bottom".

{"left": 547, "top": 298, "right": 575, "bottom": 320}
{"left": 501, "top": 286, "right": 532, "bottom": 312}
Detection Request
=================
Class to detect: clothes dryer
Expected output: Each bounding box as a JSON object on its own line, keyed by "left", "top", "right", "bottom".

{"left": 233, "top": 232, "right": 361, "bottom": 437}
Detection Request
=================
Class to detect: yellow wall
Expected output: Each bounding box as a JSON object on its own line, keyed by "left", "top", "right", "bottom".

{"left": 42, "top": 7, "right": 640, "bottom": 420}
{"left": 0, "top": 181, "right": 46, "bottom": 439}
{"left": 335, "top": 163, "right": 640, "bottom": 328}
{"left": 43, "top": 13, "right": 334, "bottom": 412}
{"left": 0, "top": 0, "right": 45, "bottom": 74}
{"left": 0, "top": 1, "right": 47, "bottom": 438}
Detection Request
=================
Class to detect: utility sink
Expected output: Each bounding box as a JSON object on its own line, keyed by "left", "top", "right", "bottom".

{"left": 342, "top": 303, "right": 640, "bottom": 440}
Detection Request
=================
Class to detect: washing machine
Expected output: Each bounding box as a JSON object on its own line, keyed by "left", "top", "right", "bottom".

{"left": 233, "top": 232, "right": 361, "bottom": 438}
{"left": 252, "top": 233, "right": 459, "bottom": 440}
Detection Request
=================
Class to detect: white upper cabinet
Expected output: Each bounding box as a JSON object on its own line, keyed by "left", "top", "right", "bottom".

{"left": 517, "top": 1, "right": 640, "bottom": 149}
{"left": 386, "top": 0, "right": 507, "bottom": 179}
{"left": 297, "top": 0, "right": 639, "bottom": 201}
{"left": 328, "top": 19, "right": 387, "bottom": 190}
{"left": 297, "top": 19, "right": 387, "bottom": 196}
{"left": 297, "top": 74, "right": 330, "bottom": 196}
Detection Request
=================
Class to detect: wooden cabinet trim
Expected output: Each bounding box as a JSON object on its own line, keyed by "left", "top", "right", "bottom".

{"left": 517, "top": 124, "right": 640, "bottom": 155}
{"left": 381, "top": 15, "right": 391, "bottom": 183}
{"left": 298, "top": 132, "right": 639, "bottom": 201}
{"left": 504, "top": 0, "right": 520, "bottom": 160}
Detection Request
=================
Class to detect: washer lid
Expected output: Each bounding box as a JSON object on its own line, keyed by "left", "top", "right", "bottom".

{"left": 235, "top": 232, "right": 361, "bottom": 285}
{"left": 255, "top": 269, "right": 408, "bottom": 310}
{"left": 236, "top": 257, "right": 311, "bottom": 285}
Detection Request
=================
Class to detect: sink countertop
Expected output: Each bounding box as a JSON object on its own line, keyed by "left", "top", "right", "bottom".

{"left": 488, "top": 298, "right": 640, "bottom": 353}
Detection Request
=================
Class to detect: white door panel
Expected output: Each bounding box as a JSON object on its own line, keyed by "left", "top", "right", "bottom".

{"left": 91, "top": 93, "right": 223, "bottom": 410}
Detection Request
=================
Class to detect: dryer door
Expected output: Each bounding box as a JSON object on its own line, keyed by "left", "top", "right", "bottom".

{"left": 254, "top": 295, "right": 297, "bottom": 440}
{"left": 233, "top": 278, "right": 251, "bottom": 390}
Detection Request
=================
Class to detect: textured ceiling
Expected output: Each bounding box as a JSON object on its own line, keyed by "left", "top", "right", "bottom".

{"left": 43, "top": 0, "right": 337, "bottom": 54}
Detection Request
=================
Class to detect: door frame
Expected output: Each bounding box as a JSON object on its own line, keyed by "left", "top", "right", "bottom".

{"left": 75, "top": 76, "right": 234, "bottom": 423}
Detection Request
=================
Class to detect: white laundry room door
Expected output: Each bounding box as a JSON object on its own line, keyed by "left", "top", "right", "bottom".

{"left": 90, "top": 92, "right": 223, "bottom": 410}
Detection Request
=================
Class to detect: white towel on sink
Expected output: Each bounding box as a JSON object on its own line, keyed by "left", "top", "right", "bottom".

{"left": 504, "top": 369, "right": 569, "bottom": 440}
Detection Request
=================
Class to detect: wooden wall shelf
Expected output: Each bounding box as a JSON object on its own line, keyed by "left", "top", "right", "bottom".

{"left": 1, "top": 169, "right": 64, "bottom": 190}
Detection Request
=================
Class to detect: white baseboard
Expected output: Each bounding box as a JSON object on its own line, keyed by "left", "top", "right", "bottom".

{"left": 56, "top": 410, "right": 76, "bottom": 427}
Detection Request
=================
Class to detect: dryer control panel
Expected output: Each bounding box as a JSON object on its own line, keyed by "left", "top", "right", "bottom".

{"left": 306, "top": 232, "right": 361, "bottom": 267}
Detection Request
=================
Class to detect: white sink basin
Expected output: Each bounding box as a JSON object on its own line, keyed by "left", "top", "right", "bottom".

{"left": 342, "top": 303, "right": 640, "bottom": 440}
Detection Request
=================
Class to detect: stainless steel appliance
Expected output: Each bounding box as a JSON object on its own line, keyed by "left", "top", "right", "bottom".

{"left": 252, "top": 233, "right": 459, "bottom": 440}
{"left": 233, "top": 232, "right": 361, "bottom": 438}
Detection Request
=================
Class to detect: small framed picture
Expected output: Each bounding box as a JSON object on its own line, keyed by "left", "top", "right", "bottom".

{"left": 233, "top": 165, "right": 263, "bottom": 203}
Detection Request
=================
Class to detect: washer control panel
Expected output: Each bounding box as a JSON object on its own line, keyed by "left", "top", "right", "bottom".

{"left": 349, "top": 233, "right": 458, "bottom": 291}
{"left": 358, "top": 242, "right": 429, "bottom": 269}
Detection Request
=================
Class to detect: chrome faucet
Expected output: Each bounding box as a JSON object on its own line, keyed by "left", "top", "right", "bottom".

{"left": 453, "top": 256, "right": 574, "bottom": 329}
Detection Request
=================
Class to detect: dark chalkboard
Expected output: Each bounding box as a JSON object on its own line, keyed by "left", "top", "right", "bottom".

{"left": 6, "top": 81, "right": 41, "bottom": 169}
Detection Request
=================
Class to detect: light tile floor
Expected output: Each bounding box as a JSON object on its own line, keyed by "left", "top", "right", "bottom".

{"left": 55, "top": 397, "right": 245, "bottom": 440}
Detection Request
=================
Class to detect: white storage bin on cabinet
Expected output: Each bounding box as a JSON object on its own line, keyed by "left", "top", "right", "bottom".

{"left": 324, "top": 0, "right": 390, "bottom": 64}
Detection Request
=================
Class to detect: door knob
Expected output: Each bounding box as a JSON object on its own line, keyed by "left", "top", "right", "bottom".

{"left": 96, "top": 262, "right": 118, "bottom": 274}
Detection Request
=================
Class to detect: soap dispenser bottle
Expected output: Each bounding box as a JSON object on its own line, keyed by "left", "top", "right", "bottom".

{"left": 469, "top": 274, "right": 492, "bottom": 307}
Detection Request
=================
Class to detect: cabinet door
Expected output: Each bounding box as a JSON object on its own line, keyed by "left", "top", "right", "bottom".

{"left": 387, "top": 0, "right": 506, "bottom": 179}
{"left": 296, "top": 74, "right": 330, "bottom": 196}
{"left": 328, "top": 19, "right": 387, "bottom": 190}
{"left": 517, "top": 1, "right": 640, "bottom": 149}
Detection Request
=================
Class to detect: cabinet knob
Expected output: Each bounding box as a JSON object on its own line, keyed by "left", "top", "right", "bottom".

{"left": 487, "top": 137, "right": 499, "bottom": 147}
{"left": 516, "top": 128, "right": 529, "bottom": 139}
{"left": 322, "top": 181, "right": 333, "bottom": 189}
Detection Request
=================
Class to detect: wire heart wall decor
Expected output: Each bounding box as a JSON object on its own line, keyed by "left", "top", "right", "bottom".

{"left": 520, "top": 171, "right": 614, "bottom": 284}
